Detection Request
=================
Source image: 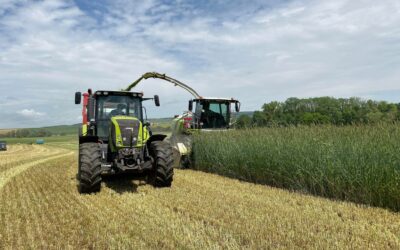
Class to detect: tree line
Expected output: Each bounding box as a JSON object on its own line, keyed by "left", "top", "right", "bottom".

{"left": 0, "top": 129, "right": 53, "bottom": 138}
{"left": 237, "top": 97, "right": 400, "bottom": 128}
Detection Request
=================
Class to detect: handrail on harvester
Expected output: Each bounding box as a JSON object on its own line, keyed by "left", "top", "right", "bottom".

{"left": 125, "top": 72, "right": 201, "bottom": 99}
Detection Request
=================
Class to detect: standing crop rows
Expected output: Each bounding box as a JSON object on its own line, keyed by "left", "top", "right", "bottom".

{"left": 193, "top": 124, "right": 400, "bottom": 211}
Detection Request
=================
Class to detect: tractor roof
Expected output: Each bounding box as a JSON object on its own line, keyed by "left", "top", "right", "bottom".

{"left": 194, "top": 97, "right": 239, "bottom": 102}
{"left": 94, "top": 90, "right": 143, "bottom": 97}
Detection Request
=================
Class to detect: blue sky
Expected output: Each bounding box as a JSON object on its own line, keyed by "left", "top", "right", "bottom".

{"left": 1, "top": 0, "right": 400, "bottom": 128}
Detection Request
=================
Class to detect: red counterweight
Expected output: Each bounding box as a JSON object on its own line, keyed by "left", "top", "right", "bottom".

{"left": 82, "top": 93, "right": 89, "bottom": 125}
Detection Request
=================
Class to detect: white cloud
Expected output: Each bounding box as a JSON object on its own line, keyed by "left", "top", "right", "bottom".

{"left": 0, "top": 0, "right": 400, "bottom": 128}
{"left": 17, "top": 109, "right": 45, "bottom": 118}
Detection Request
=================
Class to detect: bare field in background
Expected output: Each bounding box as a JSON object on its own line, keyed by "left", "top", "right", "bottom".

{"left": 0, "top": 129, "right": 13, "bottom": 136}
{"left": 0, "top": 143, "right": 399, "bottom": 249}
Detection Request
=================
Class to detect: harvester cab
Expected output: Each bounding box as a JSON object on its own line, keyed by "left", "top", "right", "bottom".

{"left": 187, "top": 97, "right": 240, "bottom": 130}
{"left": 74, "top": 89, "right": 174, "bottom": 194}
{"left": 126, "top": 72, "right": 241, "bottom": 169}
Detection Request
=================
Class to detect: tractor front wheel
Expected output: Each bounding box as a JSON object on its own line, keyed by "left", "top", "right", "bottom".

{"left": 78, "top": 143, "right": 102, "bottom": 194}
{"left": 149, "top": 141, "right": 174, "bottom": 187}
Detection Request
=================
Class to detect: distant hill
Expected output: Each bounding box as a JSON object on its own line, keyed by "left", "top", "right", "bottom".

{"left": 1, "top": 112, "right": 255, "bottom": 137}
{"left": 0, "top": 129, "right": 14, "bottom": 135}
{"left": 0, "top": 124, "right": 80, "bottom": 136}
{"left": 38, "top": 124, "right": 81, "bottom": 135}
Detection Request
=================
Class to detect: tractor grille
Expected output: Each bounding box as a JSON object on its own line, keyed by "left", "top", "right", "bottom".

{"left": 113, "top": 119, "right": 141, "bottom": 147}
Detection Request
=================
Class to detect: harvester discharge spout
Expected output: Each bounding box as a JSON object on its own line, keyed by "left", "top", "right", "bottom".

{"left": 125, "top": 72, "right": 201, "bottom": 99}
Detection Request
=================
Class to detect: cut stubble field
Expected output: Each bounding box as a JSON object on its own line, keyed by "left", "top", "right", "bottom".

{"left": 0, "top": 144, "right": 399, "bottom": 249}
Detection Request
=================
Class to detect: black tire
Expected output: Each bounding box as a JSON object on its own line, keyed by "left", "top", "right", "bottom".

{"left": 77, "top": 144, "right": 81, "bottom": 180}
{"left": 77, "top": 127, "right": 82, "bottom": 180}
{"left": 149, "top": 141, "right": 174, "bottom": 187}
{"left": 79, "top": 143, "right": 102, "bottom": 194}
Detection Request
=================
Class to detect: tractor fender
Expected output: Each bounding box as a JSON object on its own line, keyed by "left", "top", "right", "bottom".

{"left": 79, "top": 135, "right": 98, "bottom": 144}
{"left": 146, "top": 134, "right": 167, "bottom": 147}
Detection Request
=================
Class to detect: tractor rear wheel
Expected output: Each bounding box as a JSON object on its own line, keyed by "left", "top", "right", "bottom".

{"left": 79, "top": 143, "right": 102, "bottom": 194}
{"left": 149, "top": 141, "right": 174, "bottom": 187}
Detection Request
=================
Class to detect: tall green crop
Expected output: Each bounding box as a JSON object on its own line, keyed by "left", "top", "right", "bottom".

{"left": 192, "top": 124, "right": 400, "bottom": 211}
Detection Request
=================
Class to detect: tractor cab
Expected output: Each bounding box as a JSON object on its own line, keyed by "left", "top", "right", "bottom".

{"left": 189, "top": 98, "right": 241, "bottom": 129}
{"left": 75, "top": 90, "right": 159, "bottom": 142}
{"left": 94, "top": 91, "right": 145, "bottom": 141}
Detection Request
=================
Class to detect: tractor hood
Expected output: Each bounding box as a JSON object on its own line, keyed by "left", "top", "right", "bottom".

{"left": 109, "top": 116, "right": 149, "bottom": 151}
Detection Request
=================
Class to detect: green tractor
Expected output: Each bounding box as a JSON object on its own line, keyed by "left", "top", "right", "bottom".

{"left": 74, "top": 89, "right": 174, "bottom": 194}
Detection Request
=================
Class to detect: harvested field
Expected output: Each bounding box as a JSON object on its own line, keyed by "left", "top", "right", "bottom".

{"left": 0, "top": 144, "right": 399, "bottom": 248}
{"left": 0, "top": 129, "right": 13, "bottom": 136}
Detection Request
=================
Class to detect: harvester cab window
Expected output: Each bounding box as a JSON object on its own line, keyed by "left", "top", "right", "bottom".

{"left": 200, "top": 101, "right": 229, "bottom": 129}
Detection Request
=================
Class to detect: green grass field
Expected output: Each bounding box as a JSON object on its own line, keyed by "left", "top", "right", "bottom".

{"left": 192, "top": 123, "right": 400, "bottom": 211}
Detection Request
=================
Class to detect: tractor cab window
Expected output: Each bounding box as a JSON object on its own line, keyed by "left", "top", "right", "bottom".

{"left": 198, "top": 101, "right": 229, "bottom": 129}
{"left": 96, "top": 95, "right": 142, "bottom": 139}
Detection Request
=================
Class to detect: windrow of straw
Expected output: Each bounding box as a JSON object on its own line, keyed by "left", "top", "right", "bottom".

{"left": 192, "top": 123, "right": 400, "bottom": 211}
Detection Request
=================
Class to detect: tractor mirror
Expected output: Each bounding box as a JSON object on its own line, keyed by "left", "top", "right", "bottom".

{"left": 154, "top": 95, "right": 160, "bottom": 106}
{"left": 235, "top": 102, "right": 241, "bottom": 112}
{"left": 188, "top": 100, "right": 193, "bottom": 111}
{"left": 75, "top": 92, "right": 81, "bottom": 104}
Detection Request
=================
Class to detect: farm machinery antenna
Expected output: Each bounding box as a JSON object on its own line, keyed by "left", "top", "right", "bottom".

{"left": 127, "top": 72, "right": 241, "bottom": 168}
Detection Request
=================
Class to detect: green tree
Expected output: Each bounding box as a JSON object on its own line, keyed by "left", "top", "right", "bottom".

{"left": 256, "top": 97, "right": 399, "bottom": 126}
{"left": 252, "top": 111, "right": 268, "bottom": 127}
{"left": 236, "top": 115, "right": 252, "bottom": 129}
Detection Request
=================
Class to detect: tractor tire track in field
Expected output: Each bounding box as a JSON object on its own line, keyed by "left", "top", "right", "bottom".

{"left": 0, "top": 145, "right": 65, "bottom": 173}
{"left": 0, "top": 149, "right": 73, "bottom": 190}
{"left": 0, "top": 145, "right": 399, "bottom": 249}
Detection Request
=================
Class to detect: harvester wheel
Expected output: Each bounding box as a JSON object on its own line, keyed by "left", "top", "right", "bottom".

{"left": 179, "top": 155, "right": 191, "bottom": 169}
{"left": 78, "top": 143, "right": 102, "bottom": 194}
{"left": 149, "top": 141, "right": 174, "bottom": 187}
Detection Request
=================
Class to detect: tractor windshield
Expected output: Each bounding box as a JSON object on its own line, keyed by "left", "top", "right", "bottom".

{"left": 197, "top": 101, "right": 230, "bottom": 129}
{"left": 96, "top": 95, "right": 142, "bottom": 139}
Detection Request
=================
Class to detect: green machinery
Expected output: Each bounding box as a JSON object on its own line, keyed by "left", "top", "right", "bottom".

{"left": 126, "top": 72, "right": 241, "bottom": 168}
{"left": 74, "top": 88, "right": 174, "bottom": 194}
